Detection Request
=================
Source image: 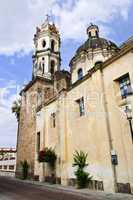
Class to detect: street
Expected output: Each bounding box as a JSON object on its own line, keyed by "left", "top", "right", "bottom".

{"left": 0, "top": 176, "right": 97, "bottom": 200}
{"left": 0, "top": 176, "right": 132, "bottom": 200}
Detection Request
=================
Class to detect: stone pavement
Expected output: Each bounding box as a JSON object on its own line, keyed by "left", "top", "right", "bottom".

{"left": 14, "top": 177, "right": 133, "bottom": 200}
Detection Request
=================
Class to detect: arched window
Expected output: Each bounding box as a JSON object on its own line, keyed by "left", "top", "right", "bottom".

{"left": 42, "top": 40, "right": 46, "bottom": 48}
{"left": 50, "top": 60, "right": 55, "bottom": 75}
{"left": 78, "top": 68, "right": 83, "bottom": 80}
{"left": 51, "top": 40, "right": 55, "bottom": 52}
{"left": 94, "top": 61, "right": 103, "bottom": 66}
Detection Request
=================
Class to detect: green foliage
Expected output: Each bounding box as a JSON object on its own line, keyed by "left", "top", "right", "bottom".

{"left": 0, "top": 150, "right": 4, "bottom": 160}
{"left": 0, "top": 150, "right": 4, "bottom": 156}
{"left": 20, "top": 160, "right": 29, "bottom": 180}
{"left": 12, "top": 99, "right": 21, "bottom": 121}
{"left": 75, "top": 168, "right": 92, "bottom": 188}
{"left": 73, "top": 150, "right": 92, "bottom": 188}
{"left": 73, "top": 151, "right": 88, "bottom": 169}
{"left": 38, "top": 147, "right": 57, "bottom": 168}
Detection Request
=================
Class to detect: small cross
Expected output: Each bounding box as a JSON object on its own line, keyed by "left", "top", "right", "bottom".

{"left": 46, "top": 14, "right": 50, "bottom": 22}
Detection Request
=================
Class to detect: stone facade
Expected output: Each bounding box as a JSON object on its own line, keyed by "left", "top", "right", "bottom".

{"left": 16, "top": 19, "right": 133, "bottom": 194}
{"left": 16, "top": 78, "right": 53, "bottom": 177}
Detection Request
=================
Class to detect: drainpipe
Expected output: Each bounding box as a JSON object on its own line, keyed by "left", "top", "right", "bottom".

{"left": 99, "top": 67, "right": 118, "bottom": 192}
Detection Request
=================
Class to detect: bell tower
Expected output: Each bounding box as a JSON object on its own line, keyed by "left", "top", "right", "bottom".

{"left": 32, "top": 16, "right": 61, "bottom": 80}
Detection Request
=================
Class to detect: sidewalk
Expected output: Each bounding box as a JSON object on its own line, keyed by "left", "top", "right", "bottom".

{"left": 12, "top": 177, "right": 133, "bottom": 200}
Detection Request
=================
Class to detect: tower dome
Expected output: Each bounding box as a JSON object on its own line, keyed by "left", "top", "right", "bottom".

{"left": 76, "top": 24, "right": 119, "bottom": 55}
{"left": 70, "top": 24, "right": 120, "bottom": 83}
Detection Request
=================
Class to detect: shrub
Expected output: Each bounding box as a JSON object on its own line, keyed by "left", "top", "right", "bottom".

{"left": 38, "top": 147, "right": 57, "bottom": 168}
{"left": 75, "top": 168, "right": 92, "bottom": 188}
{"left": 73, "top": 151, "right": 88, "bottom": 169}
{"left": 20, "top": 160, "right": 29, "bottom": 180}
{"left": 38, "top": 150, "right": 45, "bottom": 162}
{"left": 73, "top": 151, "right": 92, "bottom": 189}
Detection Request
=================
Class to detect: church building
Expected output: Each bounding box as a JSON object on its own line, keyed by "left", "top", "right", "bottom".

{"left": 16, "top": 17, "right": 133, "bottom": 194}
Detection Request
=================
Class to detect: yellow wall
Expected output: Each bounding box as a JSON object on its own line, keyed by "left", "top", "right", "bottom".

{"left": 34, "top": 50, "right": 133, "bottom": 193}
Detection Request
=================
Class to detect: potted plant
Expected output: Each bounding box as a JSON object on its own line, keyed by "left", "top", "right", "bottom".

{"left": 38, "top": 147, "right": 57, "bottom": 183}
{"left": 73, "top": 150, "right": 92, "bottom": 188}
{"left": 38, "top": 147, "right": 57, "bottom": 167}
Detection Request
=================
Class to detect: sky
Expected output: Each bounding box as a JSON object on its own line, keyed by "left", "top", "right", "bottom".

{"left": 0, "top": 0, "right": 133, "bottom": 148}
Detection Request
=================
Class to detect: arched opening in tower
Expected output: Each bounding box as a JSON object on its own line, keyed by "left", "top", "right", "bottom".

{"left": 50, "top": 60, "right": 55, "bottom": 75}
{"left": 51, "top": 40, "right": 55, "bottom": 52}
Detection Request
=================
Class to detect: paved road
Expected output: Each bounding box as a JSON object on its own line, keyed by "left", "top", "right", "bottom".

{"left": 0, "top": 176, "right": 98, "bottom": 200}
{"left": 0, "top": 176, "right": 132, "bottom": 200}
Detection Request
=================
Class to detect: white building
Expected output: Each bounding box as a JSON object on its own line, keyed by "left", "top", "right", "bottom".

{"left": 0, "top": 148, "right": 16, "bottom": 177}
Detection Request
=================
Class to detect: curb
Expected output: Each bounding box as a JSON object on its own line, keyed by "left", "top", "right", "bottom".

{"left": 9, "top": 177, "right": 133, "bottom": 200}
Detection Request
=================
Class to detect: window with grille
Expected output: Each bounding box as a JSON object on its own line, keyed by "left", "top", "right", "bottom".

{"left": 118, "top": 74, "right": 132, "bottom": 98}
{"left": 78, "top": 68, "right": 83, "bottom": 80}
{"left": 51, "top": 113, "right": 56, "bottom": 128}
{"left": 76, "top": 97, "right": 85, "bottom": 116}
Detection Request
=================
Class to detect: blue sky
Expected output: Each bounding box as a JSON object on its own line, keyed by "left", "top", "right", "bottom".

{"left": 0, "top": 0, "right": 133, "bottom": 148}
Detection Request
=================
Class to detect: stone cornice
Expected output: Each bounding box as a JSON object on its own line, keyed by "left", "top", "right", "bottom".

{"left": 33, "top": 49, "right": 60, "bottom": 55}
{"left": 102, "top": 41, "right": 133, "bottom": 69}
{"left": 20, "top": 76, "right": 53, "bottom": 95}
{"left": 38, "top": 88, "right": 68, "bottom": 110}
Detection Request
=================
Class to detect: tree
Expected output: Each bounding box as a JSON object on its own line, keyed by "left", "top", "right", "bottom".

{"left": 20, "top": 160, "right": 29, "bottom": 180}
{"left": 73, "top": 150, "right": 92, "bottom": 188}
{"left": 38, "top": 147, "right": 57, "bottom": 168}
{"left": 38, "top": 147, "right": 57, "bottom": 184}
{"left": 0, "top": 150, "right": 4, "bottom": 160}
{"left": 12, "top": 99, "right": 21, "bottom": 121}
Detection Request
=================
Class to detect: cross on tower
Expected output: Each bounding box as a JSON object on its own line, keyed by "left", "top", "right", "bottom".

{"left": 46, "top": 14, "right": 50, "bottom": 23}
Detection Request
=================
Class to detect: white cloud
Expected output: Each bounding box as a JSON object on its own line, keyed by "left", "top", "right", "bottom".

{"left": 0, "top": 0, "right": 132, "bottom": 55}
{"left": 0, "top": 0, "right": 56, "bottom": 55}
{"left": 53, "top": 0, "right": 133, "bottom": 41}
{"left": 0, "top": 106, "right": 17, "bottom": 148}
{"left": 0, "top": 80, "right": 20, "bottom": 147}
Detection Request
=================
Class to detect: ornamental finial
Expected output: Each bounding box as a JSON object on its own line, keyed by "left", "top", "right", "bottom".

{"left": 45, "top": 14, "right": 50, "bottom": 23}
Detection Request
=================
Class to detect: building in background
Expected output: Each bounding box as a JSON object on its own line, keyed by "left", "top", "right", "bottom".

{"left": 16, "top": 17, "right": 133, "bottom": 194}
{"left": 0, "top": 148, "right": 16, "bottom": 177}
